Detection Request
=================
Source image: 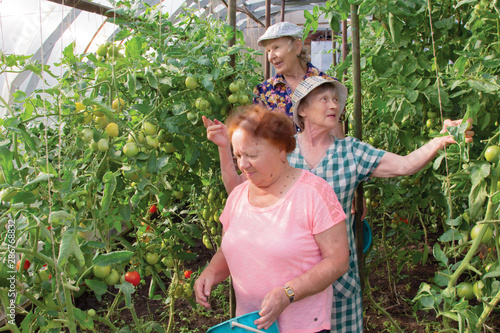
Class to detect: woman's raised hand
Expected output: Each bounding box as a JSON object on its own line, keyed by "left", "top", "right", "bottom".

{"left": 439, "top": 118, "right": 474, "bottom": 148}
{"left": 202, "top": 115, "right": 230, "bottom": 148}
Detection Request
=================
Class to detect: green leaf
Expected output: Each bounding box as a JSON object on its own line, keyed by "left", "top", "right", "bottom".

{"left": 23, "top": 173, "right": 54, "bottom": 191}
{"left": 101, "top": 171, "right": 117, "bottom": 211}
{"left": 469, "top": 180, "right": 487, "bottom": 220}
{"left": 145, "top": 67, "right": 158, "bottom": 89}
{"left": 92, "top": 251, "right": 135, "bottom": 266}
{"left": 469, "top": 162, "right": 490, "bottom": 186}
{"left": 125, "top": 36, "right": 144, "bottom": 58}
{"left": 172, "top": 103, "right": 186, "bottom": 116}
{"left": 492, "top": 191, "right": 500, "bottom": 205}
{"left": 126, "top": 73, "right": 137, "bottom": 96}
{"left": 444, "top": 217, "right": 462, "bottom": 227}
{"left": 433, "top": 154, "right": 446, "bottom": 170}
{"left": 85, "top": 278, "right": 108, "bottom": 300}
{"left": 433, "top": 243, "right": 448, "bottom": 266}
{"left": 483, "top": 267, "right": 500, "bottom": 279}
{"left": 117, "top": 282, "right": 136, "bottom": 307}
{"left": 73, "top": 308, "right": 94, "bottom": 329}
{"left": 57, "top": 228, "right": 84, "bottom": 267}
{"left": 438, "top": 229, "right": 463, "bottom": 242}
{"left": 201, "top": 75, "right": 214, "bottom": 92}
{"left": 147, "top": 152, "right": 157, "bottom": 174}
{"left": 119, "top": 204, "right": 131, "bottom": 222}
{"left": 184, "top": 144, "right": 200, "bottom": 165}
{"left": 49, "top": 210, "right": 73, "bottom": 225}
{"left": 0, "top": 146, "right": 14, "bottom": 185}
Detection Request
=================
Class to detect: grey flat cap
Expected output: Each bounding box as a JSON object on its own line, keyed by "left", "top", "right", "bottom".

{"left": 258, "top": 22, "right": 303, "bottom": 47}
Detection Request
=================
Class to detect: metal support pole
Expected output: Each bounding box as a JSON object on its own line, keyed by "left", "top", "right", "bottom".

{"left": 264, "top": 0, "right": 271, "bottom": 79}
{"left": 350, "top": 5, "right": 364, "bottom": 293}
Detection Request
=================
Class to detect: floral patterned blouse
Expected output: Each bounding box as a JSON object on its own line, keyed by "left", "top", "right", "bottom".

{"left": 252, "top": 62, "right": 333, "bottom": 120}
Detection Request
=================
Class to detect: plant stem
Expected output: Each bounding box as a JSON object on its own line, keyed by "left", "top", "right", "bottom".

{"left": 364, "top": 274, "right": 403, "bottom": 332}
{"left": 476, "top": 289, "right": 500, "bottom": 328}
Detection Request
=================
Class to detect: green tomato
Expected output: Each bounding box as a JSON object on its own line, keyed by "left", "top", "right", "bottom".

{"left": 145, "top": 135, "right": 160, "bottom": 149}
{"left": 95, "top": 115, "right": 108, "bottom": 129}
{"left": 164, "top": 142, "right": 176, "bottom": 153}
{"left": 142, "top": 122, "right": 157, "bottom": 135}
{"left": 470, "top": 224, "right": 493, "bottom": 244}
{"left": 103, "top": 269, "right": 120, "bottom": 286}
{"left": 229, "top": 82, "right": 240, "bottom": 93}
{"left": 96, "top": 45, "right": 108, "bottom": 57}
{"left": 97, "top": 139, "right": 109, "bottom": 151}
{"left": 105, "top": 123, "right": 119, "bottom": 138}
{"left": 187, "top": 112, "right": 197, "bottom": 121}
{"left": 88, "top": 309, "right": 96, "bottom": 317}
{"left": 82, "top": 128, "right": 94, "bottom": 142}
{"left": 195, "top": 97, "right": 209, "bottom": 110}
{"left": 185, "top": 76, "right": 198, "bottom": 89}
{"left": 93, "top": 265, "right": 111, "bottom": 279}
{"left": 162, "top": 257, "right": 174, "bottom": 268}
{"left": 456, "top": 282, "right": 474, "bottom": 300}
{"left": 238, "top": 94, "right": 249, "bottom": 104}
{"left": 145, "top": 253, "right": 160, "bottom": 265}
{"left": 173, "top": 190, "right": 184, "bottom": 200}
{"left": 123, "top": 142, "right": 139, "bottom": 157}
{"left": 228, "top": 94, "right": 239, "bottom": 104}
{"left": 485, "top": 145, "right": 500, "bottom": 164}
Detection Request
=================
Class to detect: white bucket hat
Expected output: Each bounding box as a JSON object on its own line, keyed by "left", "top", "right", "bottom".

{"left": 257, "top": 22, "right": 303, "bottom": 47}
{"left": 291, "top": 76, "right": 348, "bottom": 130}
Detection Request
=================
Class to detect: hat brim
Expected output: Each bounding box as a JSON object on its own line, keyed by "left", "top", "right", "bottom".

{"left": 292, "top": 80, "right": 348, "bottom": 130}
{"left": 257, "top": 34, "right": 301, "bottom": 47}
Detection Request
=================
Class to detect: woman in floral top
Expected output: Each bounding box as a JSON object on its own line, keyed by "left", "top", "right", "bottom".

{"left": 253, "top": 21, "right": 344, "bottom": 138}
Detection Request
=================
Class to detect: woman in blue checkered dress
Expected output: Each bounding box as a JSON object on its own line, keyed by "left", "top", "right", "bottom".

{"left": 202, "top": 76, "right": 473, "bottom": 332}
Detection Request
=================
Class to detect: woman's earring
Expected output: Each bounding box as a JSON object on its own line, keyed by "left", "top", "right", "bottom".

{"left": 296, "top": 54, "right": 300, "bottom": 58}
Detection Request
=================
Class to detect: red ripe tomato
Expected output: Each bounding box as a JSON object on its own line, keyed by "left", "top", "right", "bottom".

{"left": 16, "top": 259, "right": 31, "bottom": 271}
{"left": 149, "top": 205, "right": 157, "bottom": 214}
{"left": 184, "top": 270, "right": 193, "bottom": 279}
{"left": 125, "top": 271, "right": 141, "bottom": 286}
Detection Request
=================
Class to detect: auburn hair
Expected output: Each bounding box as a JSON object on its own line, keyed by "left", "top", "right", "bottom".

{"left": 225, "top": 104, "right": 296, "bottom": 153}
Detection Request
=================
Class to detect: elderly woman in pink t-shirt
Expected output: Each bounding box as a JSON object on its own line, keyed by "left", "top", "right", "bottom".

{"left": 194, "top": 104, "right": 349, "bottom": 333}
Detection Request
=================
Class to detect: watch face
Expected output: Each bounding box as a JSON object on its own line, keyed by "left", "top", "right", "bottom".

{"left": 286, "top": 288, "right": 294, "bottom": 296}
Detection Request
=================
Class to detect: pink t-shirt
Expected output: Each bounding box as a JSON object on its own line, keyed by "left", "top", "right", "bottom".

{"left": 220, "top": 170, "right": 347, "bottom": 333}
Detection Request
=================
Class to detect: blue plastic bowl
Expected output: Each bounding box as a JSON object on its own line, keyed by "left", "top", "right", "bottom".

{"left": 207, "top": 311, "right": 279, "bottom": 333}
{"left": 353, "top": 219, "right": 373, "bottom": 253}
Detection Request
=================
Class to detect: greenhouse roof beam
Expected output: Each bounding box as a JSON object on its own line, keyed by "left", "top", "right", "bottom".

{"left": 45, "top": 0, "right": 120, "bottom": 19}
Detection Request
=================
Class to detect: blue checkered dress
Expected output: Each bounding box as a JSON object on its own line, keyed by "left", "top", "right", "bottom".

{"left": 288, "top": 136, "right": 385, "bottom": 333}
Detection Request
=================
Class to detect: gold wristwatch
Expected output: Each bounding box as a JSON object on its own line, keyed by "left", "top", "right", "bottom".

{"left": 283, "top": 285, "right": 295, "bottom": 303}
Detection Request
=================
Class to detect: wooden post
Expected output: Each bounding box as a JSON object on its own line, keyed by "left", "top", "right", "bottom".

{"left": 342, "top": 20, "right": 349, "bottom": 135}
{"left": 281, "top": 0, "right": 285, "bottom": 22}
{"left": 350, "top": 5, "right": 365, "bottom": 293}
{"left": 264, "top": 0, "right": 271, "bottom": 79}
{"left": 228, "top": 0, "right": 236, "bottom": 68}
{"left": 228, "top": 0, "right": 237, "bottom": 318}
